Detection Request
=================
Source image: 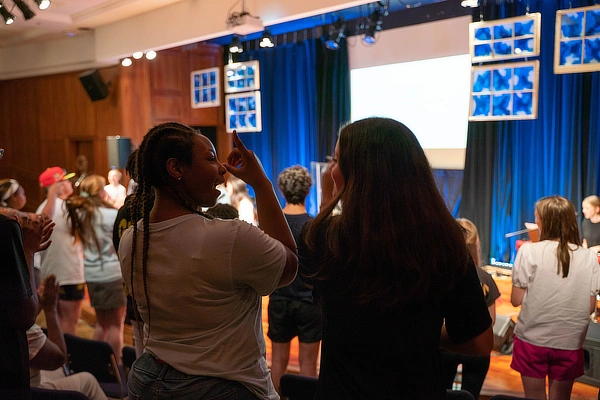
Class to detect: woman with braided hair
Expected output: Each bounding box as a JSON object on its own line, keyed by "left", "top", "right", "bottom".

{"left": 119, "top": 123, "right": 297, "bottom": 400}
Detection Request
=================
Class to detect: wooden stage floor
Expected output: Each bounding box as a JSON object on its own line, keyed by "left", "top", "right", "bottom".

{"left": 69, "top": 269, "right": 599, "bottom": 400}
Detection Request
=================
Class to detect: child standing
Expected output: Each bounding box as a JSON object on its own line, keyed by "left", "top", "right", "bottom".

{"left": 511, "top": 195, "right": 600, "bottom": 400}
{"left": 581, "top": 195, "right": 600, "bottom": 255}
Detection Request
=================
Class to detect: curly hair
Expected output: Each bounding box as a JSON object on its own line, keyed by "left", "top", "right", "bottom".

{"left": 278, "top": 165, "right": 312, "bottom": 205}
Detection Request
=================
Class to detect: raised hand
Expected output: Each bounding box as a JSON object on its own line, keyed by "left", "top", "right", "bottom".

{"left": 39, "top": 274, "right": 59, "bottom": 313}
{"left": 19, "top": 214, "right": 43, "bottom": 256}
{"left": 223, "top": 130, "right": 268, "bottom": 189}
{"left": 37, "top": 215, "right": 55, "bottom": 252}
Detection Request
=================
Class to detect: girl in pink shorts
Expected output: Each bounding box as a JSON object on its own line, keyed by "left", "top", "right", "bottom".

{"left": 511, "top": 196, "right": 600, "bottom": 400}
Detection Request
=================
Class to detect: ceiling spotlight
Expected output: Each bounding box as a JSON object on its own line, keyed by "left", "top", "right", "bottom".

{"left": 34, "top": 0, "right": 51, "bottom": 10}
{"left": 121, "top": 58, "right": 133, "bottom": 67}
{"left": 0, "top": 4, "right": 15, "bottom": 24}
{"left": 259, "top": 29, "right": 274, "bottom": 48}
{"left": 229, "top": 35, "right": 244, "bottom": 53}
{"left": 461, "top": 0, "right": 479, "bottom": 7}
{"left": 324, "top": 18, "right": 346, "bottom": 50}
{"left": 14, "top": 0, "right": 35, "bottom": 20}
{"left": 145, "top": 50, "right": 157, "bottom": 60}
{"left": 132, "top": 51, "right": 144, "bottom": 59}
{"left": 363, "top": 9, "right": 384, "bottom": 45}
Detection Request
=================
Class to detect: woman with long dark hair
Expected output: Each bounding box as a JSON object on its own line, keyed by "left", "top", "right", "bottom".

{"left": 119, "top": 123, "right": 297, "bottom": 399}
{"left": 302, "top": 117, "right": 493, "bottom": 399}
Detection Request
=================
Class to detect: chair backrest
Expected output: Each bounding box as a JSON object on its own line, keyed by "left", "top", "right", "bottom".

{"left": 280, "top": 374, "right": 318, "bottom": 400}
{"left": 31, "top": 387, "right": 90, "bottom": 400}
{"left": 122, "top": 345, "right": 137, "bottom": 370}
{"left": 447, "top": 389, "right": 476, "bottom": 400}
{"left": 63, "top": 333, "right": 126, "bottom": 399}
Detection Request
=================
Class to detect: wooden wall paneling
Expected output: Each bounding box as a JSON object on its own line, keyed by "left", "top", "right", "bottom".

{"left": 119, "top": 59, "right": 152, "bottom": 148}
{"left": 186, "top": 44, "right": 224, "bottom": 127}
{"left": 37, "top": 73, "right": 95, "bottom": 141}
{"left": 93, "top": 67, "right": 124, "bottom": 177}
{"left": 150, "top": 49, "right": 184, "bottom": 123}
{"left": 0, "top": 78, "right": 42, "bottom": 212}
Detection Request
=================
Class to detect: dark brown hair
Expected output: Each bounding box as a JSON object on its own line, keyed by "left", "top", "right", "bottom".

{"left": 306, "top": 117, "right": 468, "bottom": 310}
{"left": 535, "top": 195, "right": 580, "bottom": 278}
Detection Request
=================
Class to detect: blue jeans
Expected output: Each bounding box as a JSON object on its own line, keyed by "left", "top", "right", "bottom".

{"left": 128, "top": 353, "right": 260, "bottom": 400}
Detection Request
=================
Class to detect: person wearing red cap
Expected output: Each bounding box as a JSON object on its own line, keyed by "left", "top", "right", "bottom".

{"left": 35, "top": 166, "right": 86, "bottom": 335}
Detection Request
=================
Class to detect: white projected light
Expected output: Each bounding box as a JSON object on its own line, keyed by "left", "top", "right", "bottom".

{"left": 350, "top": 54, "right": 471, "bottom": 149}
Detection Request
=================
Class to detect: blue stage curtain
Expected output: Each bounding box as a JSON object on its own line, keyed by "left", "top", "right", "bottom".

{"left": 236, "top": 38, "right": 349, "bottom": 216}
{"left": 461, "top": 0, "right": 600, "bottom": 264}
{"left": 433, "top": 169, "right": 463, "bottom": 218}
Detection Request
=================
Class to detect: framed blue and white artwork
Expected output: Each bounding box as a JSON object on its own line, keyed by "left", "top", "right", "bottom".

{"left": 226, "top": 91, "right": 262, "bottom": 133}
{"left": 224, "top": 60, "right": 260, "bottom": 94}
{"left": 191, "top": 68, "right": 220, "bottom": 108}
{"left": 469, "top": 13, "right": 541, "bottom": 63}
{"left": 469, "top": 60, "right": 539, "bottom": 121}
{"left": 554, "top": 4, "right": 600, "bottom": 74}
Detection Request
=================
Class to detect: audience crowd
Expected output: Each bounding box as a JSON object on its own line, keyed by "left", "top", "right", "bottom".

{"left": 2, "top": 117, "right": 599, "bottom": 400}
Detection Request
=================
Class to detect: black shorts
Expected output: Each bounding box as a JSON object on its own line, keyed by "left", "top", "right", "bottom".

{"left": 267, "top": 298, "right": 322, "bottom": 343}
{"left": 58, "top": 283, "right": 86, "bottom": 301}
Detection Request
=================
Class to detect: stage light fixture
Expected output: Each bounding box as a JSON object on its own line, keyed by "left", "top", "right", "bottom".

{"left": 363, "top": 8, "right": 384, "bottom": 45}
{"left": 132, "top": 51, "right": 144, "bottom": 59}
{"left": 121, "top": 58, "right": 133, "bottom": 67}
{"left": 13, "top": 0, "right": 35, "bottom": 20}
{"left": 229, "top": 35, "right": 244, "bottom": 53}
{"left": 461, "top": 0, "right": 478, "bottom": 7}
{"left": 324, "top": 18, "right": 346, "bottom": 50}
{"left": 145, "top": 50, "right": 157, "bottom": 60}
{"left": 259, "top": 29, "right": 274, "bottom": 48}
{"left": 34, "top": 0, "right": 50, "bottom": 10}
{"left": 0, "top": 3, "right": 15, "bottom": 24}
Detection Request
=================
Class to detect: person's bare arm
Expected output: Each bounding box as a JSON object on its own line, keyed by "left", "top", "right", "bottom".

{"left": 30, "top": 275, "right": 67, "bottom": 370}
{"left": 511, "top": 286, "right": 526, "bottom": 307}
{"left": 224, "top": 131, "right": 298, "bottom": 287}
{"left": 488, "top": 302, "right": 496, "bottom": 326}
{"left": 440, "top": 325, "right": 493, "bottom": 356}
{"left": 39, "top": 183, "right": 61, "bottom": 219}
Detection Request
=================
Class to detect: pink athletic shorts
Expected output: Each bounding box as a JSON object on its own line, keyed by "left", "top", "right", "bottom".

{"left": 511, "top": 336, "right": 584, "bottom": 380}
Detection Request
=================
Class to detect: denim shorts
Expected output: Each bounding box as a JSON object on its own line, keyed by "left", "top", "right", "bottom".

{"left": 128, "top": 353, "right": 260, "bottom": 400}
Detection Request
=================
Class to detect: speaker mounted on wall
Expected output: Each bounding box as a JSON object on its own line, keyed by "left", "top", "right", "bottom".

{"left": 78, "top": 69, "right": 110, "bottom": 101}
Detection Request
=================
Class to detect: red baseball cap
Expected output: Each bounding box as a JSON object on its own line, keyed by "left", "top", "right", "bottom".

{"left": 39, "top": 166, "right": 75, "bottom": 189}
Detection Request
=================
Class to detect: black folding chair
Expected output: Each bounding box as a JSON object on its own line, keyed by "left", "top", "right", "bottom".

{"left": 31, "top": 387, "right": 89, "bottom": 400}
{"left": 280, "top": 374, "right": 318, "bottom": 400}
{"left": 63, "top": 333, "right": 127, "bottom": 400}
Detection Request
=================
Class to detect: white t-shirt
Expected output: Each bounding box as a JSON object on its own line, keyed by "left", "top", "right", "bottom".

{"left": 104, "top": 184, "right": 126, "bottom": 205}
{"left": 84, "top": 207, "right": 120, "bottom": 283}
{"left": 27, "top": 324, "right": 47, "bottom": 387}
{"left": 119, "top": 214, "right": 287, "bottom": 400}
{"left": 513, "top": 240, "right": 600, "bottom": 349}
{"left": 35, "top": 198, "right": 85, "bottom": 286}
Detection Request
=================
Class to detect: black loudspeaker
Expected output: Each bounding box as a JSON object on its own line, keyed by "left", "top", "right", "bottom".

{"left": 107, "top": 136, "right": 132, "bottom": 169}
{"left": 577, "top": 322, "right": 600, "bottom": 387}
{"left": 78, "top": 69, "right": 109, "bottom": 101}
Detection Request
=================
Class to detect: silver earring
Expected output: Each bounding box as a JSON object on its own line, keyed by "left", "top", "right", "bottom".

{"left": 178, "top": 177, "right": 182, "bottom": 181}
